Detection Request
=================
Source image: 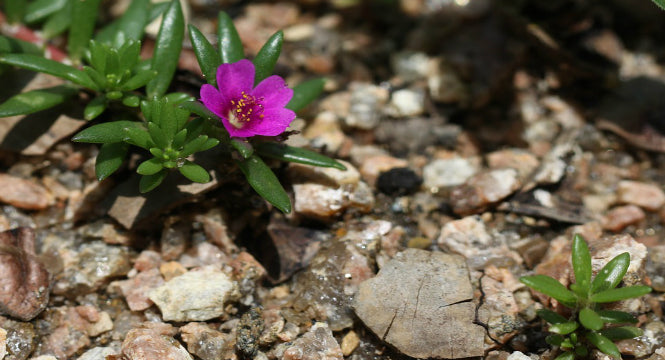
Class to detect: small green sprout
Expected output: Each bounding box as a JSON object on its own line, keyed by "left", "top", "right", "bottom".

{"left": 520, "top": 234, "right": 651, "bottom": 360}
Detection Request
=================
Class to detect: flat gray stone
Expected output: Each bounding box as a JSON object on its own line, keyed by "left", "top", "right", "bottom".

{"left": 354, "top": 249, "right": 485, "bottom": 359}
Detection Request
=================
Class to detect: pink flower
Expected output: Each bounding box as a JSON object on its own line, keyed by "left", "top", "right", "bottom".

{"left": 200, "top": 60, "right": 295, "bottom": 138}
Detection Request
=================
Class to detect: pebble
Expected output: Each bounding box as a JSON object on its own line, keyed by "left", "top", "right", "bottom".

{"left": 617, "top": 180, "right": 665, "bottom": 211}
{"left": 38, "top": 306, "right": 112, "bottom": 359}
{"left": 358, "top": 155, "right": 409, "bottom": 187}
{"left": 507, "top": 351, "right": 533, "bottom": 360}
{"left": 354, "top": 249, "right": 485, "bottom": 358}
{"left": 344, "top": 83, "right": 389, "bottom": 129}
{"left": 293, "top": 182, "right": 374, "bottom": 220}
{"left": 117, "top": 268, "right": 165, "bottom": 311}
{"left": 195, "top": 209, "right": 237, "bottom": 255}
{"left": 602, "top": 205, "right": 646, "bottom": 232}
{"left": 390, "top": 51, "right": 431, "bottom": 82}
{"left": 121, "top": 325, "right": 192, "bottom": 360}
{"left": 282, "top": 322, "right": 343, "bottom": 360}
{"left": 0, "top": 227, "right": 50, "bottom": 321}
{"left": 76, "top": 347, "right": 118, "bottom": 360}
{"left": 340, "top": 330, "right": 359, "bottom": 356}
{"left": 0, "top": 315, "right": 37, "bottom": 359}
{"left": 478, "top": 275, "right": 524, "bottom": 344}
{"left": 387, "top": 88, "right": 425, "bottom": 117}
{"left": 180, "top": 322, "right": 232, "bottom": 360}
{"left": 647, "top": 246, "right": 665, "bottom": 292}
{"left": 0, "top": 174, "right": 53, "bottom": 210}
{"left": 289, "top": 160, "right": 360, "bottom": 187}
{"left": 149, "top": 266, "right": 238, "bottom": 322}
{"left": 0, "top": 327, "right": 6, "bottom": 359}
{"left": 486, "top": 148, "right": 540, "bottom": 180}
{"left": 303, "top": 111, "right": 347, "bottom": 153}
{"left": 423, "top": 157, "right": 479, "bottom": 189}
{"left": 428, "top": 59, "right": 469, "bottom": 104}
{"left": 376, "top": 167, "right": 423, "bottom": 195}
{"left": 450, "top": 168, "right": 521, "bottom": 215}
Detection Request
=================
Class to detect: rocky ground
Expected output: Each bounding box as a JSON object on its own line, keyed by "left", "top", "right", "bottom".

{"left": 2, "top": 0, "right": 665, "bottom": 359}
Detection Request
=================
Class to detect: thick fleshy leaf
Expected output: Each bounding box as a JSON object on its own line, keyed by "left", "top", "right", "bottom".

{"left": 231, "top": 138, "right": 254, "bottom": 159}
{"left": 164, "top": 92, "right": 194, "bottom": 104}
{"left": 72, "top": 120, "right": 139, "bottom": 143}
{"left": 148, "top": 122, "right": 169, "bottom": 149}
{"left": 24, "top": 0, "right": 66, "bottom": 24}
{"left": 121, "top": 69, "right": 157, "bottom": 91}
{"left": 118, "top": 41, "right": 141, "bottom": 72}
{"left": 180, "top": 135, "right": 209, "bottom": 157}
{"left": 536, "top": 309, "right": 567, "bottom": 324}
{"left": 0, "top": 35, "right": 41, "bottom": 55}
{"left": 172, "top": 129, "right": 187, "bottom": 149}
{"left": 545, "top": 334, "right": 564, "bottom": 346}
{"left": 585, "top": 332, "right": 620, "bottom": 358}
{"left": 597, "top": 310, "right": 638, "bottom": 324}
{"left": 124, "top": 127, "right": 153, "bottom": 149}
{"left": 96, "top": 142, "right": 128, "bottom": 180}
{"left": 179, "top": 100, "right": 221, "bottom": 121}
{"left": 217, "top": 11, "right": 243, "bottom": 64}
{"left": 188, "top": 24, "right": 221, "bottom": 87}
{"left": 0, "top": 85, "right": 76, "bottom": 117}
{"left": 83, "top": 95, "right": 107, "bottom": 120}
{"left": 579, "top": 308, "right": 603, "bottom": 330}
{"left": 256, "top": 142, "right": 346, "bottom": 170}
{"left": 122, "top": 94, "right": 141, "bottom": 107}
{"left": 591, "top": 253, "right": 630, "bottom": 294}
{"left": 651, "top": 0, "right": 665, "bottom": 10}
{"left": 286, "top": 78, "right": 325, "bottom": 112}
{"left": 0, "top": 53, "right": 97, "bottom": 89}
{"left": 83, "top": 66, "right": 106, "bottom": 88}
{"left": 68, "top": 0, "right": 101, "bottom": 62}
{"left": 115, "top": 0, "right": 150, "bottom": 41}
{"left": 179, "top": 160, "right": 210, "bottom": 183}
{"left": 137, "top": 158, "right": 164, "bottom": 175}
{"left": 520, "top": 275, "right": 578, "bottom": 308}
{"left": 549, "top": 321, "right": 579, "bottom": 335}
{"left": 88, "top": 41, "right": 107, "bottom": 74}
{"left": 590, "top": 285, "right": 652, "bottom": 303}
{"left": 553, "top": 351, "right": 575, "bottom": 360}
{"left": 147, "top": 0, "right": 184, "bottom": 97}
{"left": 572, "top": 234, "right": 592, "bottom": 295}
{"left": 42, "top": 1, "right": 71, "bottom": 39}
{"left": 252, "top": 31, "right": 283, "bottom": 85}
{"left": 599, "top": 326, "right": 643, "bottom": 341}
{"left": 139, "top": 170, "right": 167, "bottom": 193}
{"left": 4, "top": 0, "right": 27, "bottom": 24}
{"left": 235, "top": 155, "right": 291, "bottom": 213}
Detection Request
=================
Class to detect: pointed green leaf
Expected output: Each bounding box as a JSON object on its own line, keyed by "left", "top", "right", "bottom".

{"left": 179, "top": 100, "right": 220, "bottom": 121}
{"left": 183, "top": 117, "right": 204, "bottom": 141}
{"left": 137, "top": 158, "right": 164, "bottom": 175}
{"left": 118, "top": 40, "right": 141, "bottom": 72}
{"left": 0, "top": 53, "right": 97, "bottom": 89}
{"left": 164, "top": 92, "right": 194, "bottom": 104}
{"left": 88, "top": 41, "right": 107, "bottom": 74}
{"left": 148, "top": 122, "right": 169, "bottom": 149}
{"left": 0, "top": 36, "right": 41, "bottom": 55}
{"left": 599, "top": 326, "right": 643, "bottom": 341}
{"left": 139, "top": 170, "right": 167, "bottom": 193}
{"left": 120, "top": 70, "right": 157, "bottom": 91}
{"left": 651, "top": 0, "right": 665, "bottom": 10}
{"left": 24, "top": 0, "right": 66, "bottom": 24}
{"left": 520, "top": 275, "right": 578, "bottom": 308}
{"left": 255, "top": 142, "right": 346, "bottom": 170}
{"left": 553, "top": 351, "right": 575, "bottom": 360}
{"left": 179, "top": 160, "right": 210, "bottom": 183}
{"left": 200, "top": 137, "right": 219, "bottom": 151}
{"left": 4, "top": 0, "right": 27, "bottom": 24}
{"left": 105, "top": 48, "right": 120, "bottom": 79}
{"left": 597, "top": 310, "right": 638, "bottom": 324}
{"left": 124, "top": 127, "right": 153, "bottom": 149}
{"left": 549, "top": 321, "right": 579, "bottom": 335}
{"left": 231, "top": 138, "right": 254, "bottom": 159}
{"left": 188, "top": 24, "right": 221, "bottom": 87}
{"left": 590, "top": 285, "right": 652, "bottom": 303}
{"left": 69, "top": 0, "right": 101, "bottom": 63}
{"left": 42, "top": 1, "right": 71, "bottom": 39}
{"left": 235, "top": 155, "right": 291, "bottom": 213}
{"left": 95, "top": 142, "right": 129, "bottom": 181}
{"left": 536, "top": 309, "right": 568, "bottom": 324}
{"left": 84, "top": 95, "right": 107, "bottom": 120}
{"left": 122, "top": 94, "right": 141, "bottom": 107}
{"left": 83, "top": 66, "right": 106, "bottom": 88}
{"left": 586, "top": 332, "right": 620, "bottom": 358}
{"left": 147, "top": 0, "right": 184, "bottom": 97}
{"left": 579, "top": 308, "right": 603, "bottom": 330}
{"left": 253, "top": 31, "right": 283, "bottom": 85}
{"left": 286, "top": 78, "right": 325, "bottom": 112}
{"left": 217, "top": 11, "right": 243, "bottom": 64}
{"left": 0, "top": 85, "right": 76, "bottom": 117}
{"left": 591, "top": 253, "right": 631, "bottom": 293}
{"left": 72, "top": 120, "right": 139, "bottom": 143}
{"left": 572, "top": 234, "right": 592, "bottom": 295}
{"left": 115, "top": 0, "right": 150, "bottom": 41}
{"left": 180, "top": 135, "right": 208, "bottom": 156}
{"left": 172, "top": 129, "right": 188, "bottom": 149}
{"left": 545, "top": 334, "right": 564, "bottom": 346}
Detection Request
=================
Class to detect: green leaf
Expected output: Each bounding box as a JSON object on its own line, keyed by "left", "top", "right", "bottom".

{"left": 118, "top": 40, "right": 141, "bottom": 72}
{"left": 0, "top": 53, "right": 97, "bottom": 89}
{"left": 72, "top": 120, "right": 139, "bottom": 143}
{"left": 0, "top": 85, "right": 76, "bottom": 117}
{"left": 180, "top": 135, "right": 209, "bottom": 156}
{"left": 83, "top": 95, "right": 107, "bottom": 120}
{"left": 651, "top": 0, "right": 665, "bottom": 10}
{"left": 590, "top": 285, "right": 652, "bottom": 303}
{"left": 252, "top": 31, "right": 283, "bottom": 85}
{"left": 520, "top": 275, "right": 578, "bottom": 308}
{"left": 553, "top": 351, "right": 575, "bottom": 360}
{"left": 179, "top": 100, "right": 220, "bottom": 121}
{"left": 0, "top": 36, "right": 41, "bottom": 55}
{"left": 148, "top": 122, "right": 169, "bottom": 149}
{"left": 545, "top": 334, "right": 564, "bottom": 346}
{"left": 536, "top": 309, "right": 567, "bottom": 324}
{"left": 235, "top": 155, "right": 291, "bottom": 213}
{"left": 42, "top": 1, "right": 71, "bottom": 39}
{"left": 597, "top": 310, "right": 638, "bottom": 324}
{"left": 591, "top": 253, "right": 630, "bottom": 294}
{"left": 137, "top": 158, "right": 164, "bottom": 175}
{"left": 164, "top": 92, "right": 194, "bottom": 104}
{"left": 572, "top": 234, "right": 592, "bottom": 295}
{"left": 115, "top": 0, "right": 150, "bottom": 41}
{"left": 217, "top": 11, "right": 243, "bottom": 64}
{"left": 24, "top": 0, "right": 66, "bottom": 24}
{"left": 231, "top": 138, "right": 254, "bottom": 159}
{"left": 549, "top": 321, "right": 579, "bottom": 335}
{"left": 69, "top": 0, "right": 101, "bottom": 63}
{"left": 286, "top": 78, "right": 325, "bottom": 112}
{"left": 147, "top": 0, "right": 184, "bottom": 98}
{"left": 139, "top": 170, "right": 167, "bottom": 193}
{"left": 88, "top": 41, "right": 107, "bottom": 74}
{"left": 172, "top": 129, "right": 187, "bottom": 149}
{"left": 4, "top": 0, "right": 27, "bottom": 24}
{"left": 122, "top": 94, "right": 141, "bottom": 107}
{"left": 83, "top": 66, "right": 106, "bottom": 88}
{"left": 179, "top": 160, "right": 210, "bottom": 183}
{"left": 586, "top": 332, "right": 621, "bottom": 359}
{"left": 188, "top": 24, "right": 222, "bottom": 87}
{"left": 579, "top": 308, "right": 603, "bottom": 331}
{"left": 95, "top": 142, "right": 128, "bottom": 180}
{"left": 599, "top": 326, "right": 643, "bottom": 341}
{"left": 124, "top": 127, "right": 153, "bottom": 149}
{"left": 121, "top": 69, "right": 157, "bottom": 91}
{"left": 255, "top": 142, "right": 347, "bottom": 170}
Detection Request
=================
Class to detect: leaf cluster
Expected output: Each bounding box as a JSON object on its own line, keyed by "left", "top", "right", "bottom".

{"left": 520, "top": 234, "right": 651, "bottom": 359}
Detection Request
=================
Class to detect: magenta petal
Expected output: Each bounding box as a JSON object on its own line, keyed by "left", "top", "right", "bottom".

{"left": 252, "top": 75, "right": 293, "bottom": 108}
{"left": 215, "top": 60, "right": 255, "bottom": 100}
{"left": 248, "top": 108, "right": 296, "bottom": 136}
{"left": 200, "top": 84, "right": 229, "bottom": 118}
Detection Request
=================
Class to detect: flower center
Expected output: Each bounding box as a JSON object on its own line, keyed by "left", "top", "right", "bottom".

{"left": 228, "top": 91, "right": 265, "bottom": 129}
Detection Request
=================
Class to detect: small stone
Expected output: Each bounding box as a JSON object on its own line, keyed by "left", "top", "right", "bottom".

{"left": 177, "top": 242, "right": 229, "bottom": 268}
{"left": 180, "top": 322, "right": 231, "bottom": 360}
{"left": 76, "top": 347, "right": 118, "bottom": 360}
{"left": 293, "top": 182, "right": 374, "bottom": 220}
{"left": 122, "top": 326, "right": 192, "bottom": 360}
{"left": 38, "top": 306, "right": 111, "bottom": 359}
{"left": 29, "top": 356, "right": 57, "bottom": 360}
{"left": 358, "top": 155, "right": 408, "bottom": 187}
{"left": 376, "top": 167, "right": 422, "bottom": 195}
{"left": 236, "top": 307, "right": 263, "bottom": 359}
{"left": 340, "top": 330, "right": 359, "bottom": 356}
{"left": 450, "top": 168, "right": 521, "bottom": 215}
{"left": 289, "top": 160, "right": 360, "bottom": 187}
{"left": 0, "top": 315, "right": 37, "bottom": 360}
{"left": 602, "top": 205, "right": 646, "bottom": 232}
{"left": 354, "top": 249, "right": 485, "bottom": 358}
{"left": 486, "top": 148, "right": 540, "bottom": 180}
{"left": 507, "top": 351, "right": 532, "bottom": 360}
{"left": 196, "top": 209, "right": 237, "bottom": 255}
{"left": 391, "top": 51, "right": 430, "bottom": 82}
{"left": 617, "top": 180, "right": 665, "bottom": 211}
{"left": 133, "top": 250, "right": 163, "bottom": 272}
{"left": 0, "top": 174, "right": 53, "bottom": 210}
{"left": 118, "top": 268, "right": 165, "bottom": 311}
{"left": 423, "top": 157, "right": 480, "bottom": 189}
{"left": 282, "top": 322, "right": 343, "bottom": 360}
{"left": 303, "top": 111, "right": 347, "bottom": 154}
{"left": 344, "top": 83, "right": 389, "bottom": 129}
{"left": 159, "top": 261, "right": 187, "bottom": 281}
{"left": 387, "top": 88, "right": 425, "bottom": 117}
{"left": 149, "top": 266, "right": 237, "bottom": 322}
{"left": 160, "top": 221, "right": 190, "bottom": 260}
{"left": 0, "top": 327, "right": 6, "bottom": 359}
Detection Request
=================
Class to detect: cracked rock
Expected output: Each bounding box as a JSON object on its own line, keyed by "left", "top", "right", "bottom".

{"left": 353, "top": 248, "right": 485, "bottom": 358}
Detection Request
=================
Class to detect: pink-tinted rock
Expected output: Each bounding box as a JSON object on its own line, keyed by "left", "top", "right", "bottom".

{"left": 118, "top": 268, "right": 165, "bottom": 311}
{"left": 180, "top": 322, "right": 233, "bottom": 360}
{"left": 38, "top": 306, "right": 112, "bottom": 359}
{"left": 358, "top": 155, "right": 408, "bottom": 186}
{"left": 602, "top": 205, "right": 646, "bottom": 232}
{"left": 617, "top": 180, "right": 665, "bottom": 211}
{"left": 486, "top": 148, "right": 539, "bottom": 180}
{"left": 0, "top": 174, "right": 53, "bottom": 210}
{"left": 122, "top": 324, "right": 192, "bottom": 360}
{"left": 282, "top": 322, "right": 343, "bottom": 360}
{"left": 450, "top": 169, "right": 521, "bottom": 215}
